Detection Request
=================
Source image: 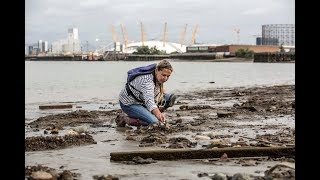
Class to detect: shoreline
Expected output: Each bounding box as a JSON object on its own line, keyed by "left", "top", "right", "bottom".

{"left": 25, "top": 84, "right": 295, "bottom": 179}
{"left": 25, "top": 57, "right": 295, "bottom": 63}
{"left": 25, "top": 57, "right": 251, "bottom": 62}
{"left": 170, "top": 57, "right": 253, "bottom": 62}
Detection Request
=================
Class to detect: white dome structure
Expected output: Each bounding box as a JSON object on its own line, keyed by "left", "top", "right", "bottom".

{"left": 124, "top": 40, "right": 186, "bottom": 54}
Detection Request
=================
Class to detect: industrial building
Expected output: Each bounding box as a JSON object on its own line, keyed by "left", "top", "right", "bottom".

{"left": 185, "top": 44, "right": 281, "bottom": 56}
{"left": 215, "top": 45, "right": 280, "bottom": 55}
{"left": 261, "top": 24, "right": 295, "bottom": 46}
{"left": 123, "top": 40, "right": 186, "bottom": 54}
{"left": 25, "top": 23, "right": 295, "bottom": 59}
{"left": 186, "top": 44, "right": 219, "bottom": 53}
{"left": 100, "top": 22, "right": 196, "bottom": 54}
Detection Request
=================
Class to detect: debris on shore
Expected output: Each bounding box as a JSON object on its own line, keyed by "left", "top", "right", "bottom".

{"left": 25, "top": 84, "right": 295, "bottom": 179}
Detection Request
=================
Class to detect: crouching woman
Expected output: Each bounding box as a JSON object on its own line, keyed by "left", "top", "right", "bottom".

{"left": 117, "top": 59, "right": 176, "bottom": 127}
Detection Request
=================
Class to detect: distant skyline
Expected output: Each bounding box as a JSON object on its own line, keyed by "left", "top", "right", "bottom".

{"left": 26, "top": 0, "right": 294, "bottom": 49}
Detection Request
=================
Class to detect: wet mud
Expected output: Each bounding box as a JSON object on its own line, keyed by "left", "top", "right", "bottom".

{"left": 25, "top": 134, "right": 97, "bottom": 151}
{"left": 25, "top": 84, "right": 295, "bottom": 179}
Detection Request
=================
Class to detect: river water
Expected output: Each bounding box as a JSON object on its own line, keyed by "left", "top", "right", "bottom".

{"left": 25, "top": 60, "right": 294, "bottom": 119}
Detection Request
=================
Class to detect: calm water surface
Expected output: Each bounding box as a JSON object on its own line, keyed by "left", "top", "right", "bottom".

{"left": 25, "top": 61, "right": 294, "bottom": 118}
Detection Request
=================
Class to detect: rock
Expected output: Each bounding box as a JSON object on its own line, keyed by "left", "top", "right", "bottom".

{"left": 217, "top": 111, "right": 235, "bottom": 118}
{"left": 195, "top": 135, "right": 211, "bottom": 140}
{"left": 198, "top": 172, "right": 209, "bottom": 177}
{"left": 59, "top": 170, "right": 74, "bottom": 180}
{"left": 219, "top": 153, "right": 229, "bottom": 162}
{"left": 50, "top": 128, "right": 59, "bottom": 134}
{"left": 212, "top": 172, "right": 227, "bottom": 180}
{"left": 71, "top": 126, "right": 88, "bottom": 133}
{"left": 231, "top": 173, "right": 252, "bottom": 180}
{"left": 132, "top": 156, "right": 156, "bottom": 164}
{"left": 233, "top": 103, "right": 240, "bottom": 107}
{"left": 67, "top": 129, "right": 79, "bottom": 135}
{"left": 30, "top": 171, "right": 52, "bottom": 180}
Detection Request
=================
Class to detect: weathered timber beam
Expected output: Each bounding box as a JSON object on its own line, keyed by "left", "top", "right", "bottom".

{"left": 110, "top": 146, "right": 294, "bottom": 161}
{"left": 39, "top": 104, "right": 73, "bottom": 110}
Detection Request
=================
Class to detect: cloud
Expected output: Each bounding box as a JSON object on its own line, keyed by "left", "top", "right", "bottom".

{"left": 25, "top": 0, "right": 294, "bottom": 47}
{"left": 44, "top": 7, "right": 81, "bottom": 17}
{"left": 242, "top": 8, "right": 268, "bottom": 15}
{"left": 79, "top": 0, "right": 110, "bottom": 7}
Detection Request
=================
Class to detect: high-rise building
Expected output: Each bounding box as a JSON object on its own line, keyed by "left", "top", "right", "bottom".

{"left": 68, "top": 28, "right": 79, "bottom": 40}
{"left": 38, "top": 40, "right": 43, "bottom": 52}
{"left": 28, "top": 46, "right": 33, "bottom": 55}
{"left": 52, "top": 28, "right": 82, "bottom": 54}
{"left": 25, "top": 45, "right": 28, "bottom": 55}
{"left": 43, "top": 41, "right": 48, "bottom": 52}
{"left": 52, "top": 40, "right": 65, "bottom": 54}
{"left": 262, "top": 24, "right": 295, "bottom": 46}
{"left": 256, "top": 37, "right": 262, "bottom": 45}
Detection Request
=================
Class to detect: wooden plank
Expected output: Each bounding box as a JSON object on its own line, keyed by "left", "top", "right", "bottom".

{"left": 39, "top": 104, "right": 73, "bottom": 110}
{"left": 110, "top": 146, "right": 294, "bottom": 161}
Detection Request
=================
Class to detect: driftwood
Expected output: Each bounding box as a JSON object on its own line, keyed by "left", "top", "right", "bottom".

{"left": 110, "top": 146, "right": 294, "bottom": 161}
{"left": 265, "top": 162, "right": 295, "bottom": 177}
{"left": 39, "top": 104, "right": 73, "bottom": 110}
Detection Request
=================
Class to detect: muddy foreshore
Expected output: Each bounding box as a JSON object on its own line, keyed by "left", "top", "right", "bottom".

{"left": 25, "top": 84, "right": 295, "bottom": 180}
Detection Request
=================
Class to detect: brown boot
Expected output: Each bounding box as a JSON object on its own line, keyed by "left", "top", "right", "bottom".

{"left": 127, "top": 118, "right": 143, "bottom": 126}
{"left": 115, "top": 114, "right": 143, "bottom": 127}
{"left": 115, "top": 114, "right": 129, "bottom": 127}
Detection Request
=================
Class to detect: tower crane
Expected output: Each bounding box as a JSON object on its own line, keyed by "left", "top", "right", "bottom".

{"left": 121, "top": 24, "right": 128, "bottom": 51}
{"left": 163, "top": 22, "right": 167, "bottom": 47}
{"left": 234, "top": 28, "right": 240, "bottom": 44}
{"left": 140, "top": 22, "right": 145, "bottom": 46}
{"left": 190, "top": 24, "right": 198, "bottom": 45}
{"left": 180, "top": 24, "right": 187, "bottom": 47}
{"left": 111, "top": 25, "right": 119, "bottom": 43}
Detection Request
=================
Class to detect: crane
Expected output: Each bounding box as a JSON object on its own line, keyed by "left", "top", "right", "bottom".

{"left": 111, "top": 25, "right": 119, "bottom": 43}
{"left": 121, "top": 24, "right": 128, "bottom": 51}
{"left": 234, "top": 28, "right": 240, "bottom": 44}
{"left": 180, "top": 24, "right": 187, "bottom": 47}
{"left": 140, "top": 22, "right": 145, "bottom": 46}
{"left": 190, "top": 24, "right": 198, "bottom": 45}
{"left": 163, "top": 22, "right": 167, "bottom": 47}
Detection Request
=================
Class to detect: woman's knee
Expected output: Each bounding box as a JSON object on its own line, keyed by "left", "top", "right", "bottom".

{"left": 121, "top": 104, "right": 158, "bottom": 125}
{"left": 138, "top": 111, "right": 158, "bottom": 125}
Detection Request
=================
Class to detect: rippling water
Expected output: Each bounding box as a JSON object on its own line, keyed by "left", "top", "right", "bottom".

{"left": 25, "top": 60, "right": 294, "bottom": 118}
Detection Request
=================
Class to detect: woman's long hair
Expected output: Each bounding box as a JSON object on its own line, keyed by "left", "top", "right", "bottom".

{"left": 155, "top": 59, "right": 173, "bottom": 104}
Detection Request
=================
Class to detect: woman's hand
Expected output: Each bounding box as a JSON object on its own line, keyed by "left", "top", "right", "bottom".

{"left": 152, "top": 108, "right": 166, "bottom": 122}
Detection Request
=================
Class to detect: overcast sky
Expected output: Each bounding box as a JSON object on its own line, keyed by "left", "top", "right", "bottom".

{"left": 25, "top": 0, "right": 294, "bottom": 49}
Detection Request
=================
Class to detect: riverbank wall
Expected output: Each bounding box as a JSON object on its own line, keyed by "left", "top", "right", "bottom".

{"left": 254, "top": 52, "right": 295, "bottom": 63}
{"left": 25, "top": 52, "right": 295, "bottom": 63}
{"left": 25, "top": 55, "right": 85, "bottom": 61}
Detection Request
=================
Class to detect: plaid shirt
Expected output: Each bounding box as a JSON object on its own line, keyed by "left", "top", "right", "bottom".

{"left": 119, "top": 73, "right": 160, "bottom": 112}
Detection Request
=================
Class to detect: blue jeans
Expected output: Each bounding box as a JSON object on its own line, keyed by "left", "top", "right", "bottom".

{"left": 161, "top": 93, "right": 174, "bottom": 109}
{"left": 119, "top": 93, "right": 173, "bottom": 126}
